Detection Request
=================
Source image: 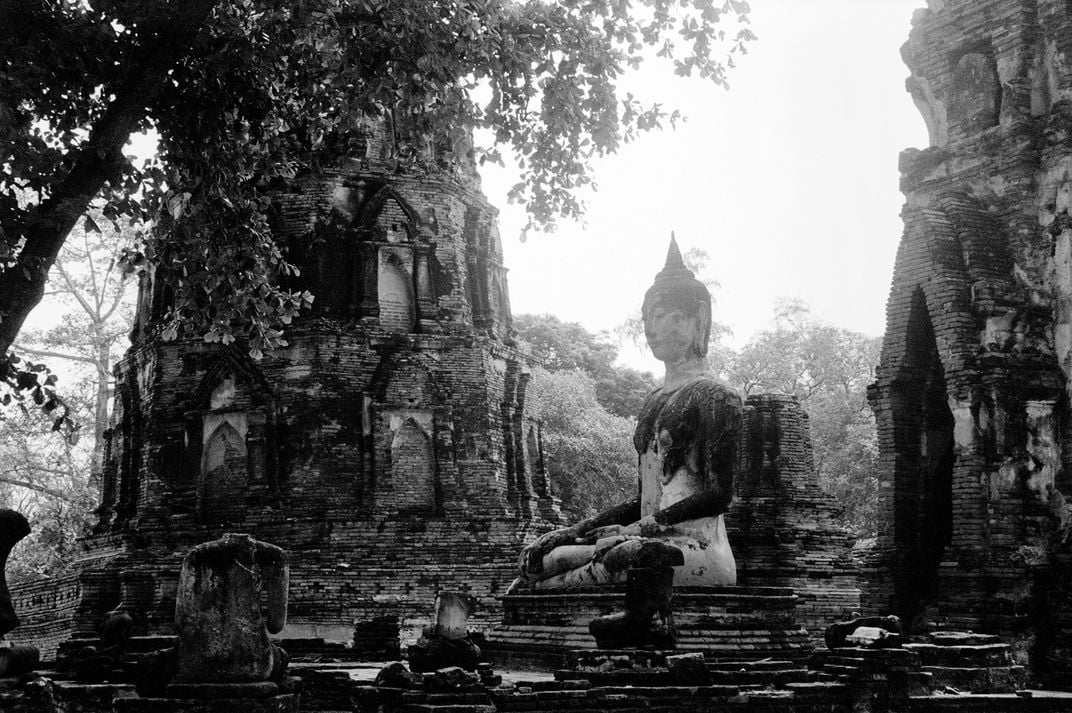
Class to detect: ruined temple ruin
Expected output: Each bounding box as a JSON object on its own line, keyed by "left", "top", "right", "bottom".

{"left": 10, "top": 1, "right": 1072, "bottom": 711}
{"left": 11, "top": 119, "right": 561, "bottom": 659}
{"left": 861, "top": 0, "right": 1072, "bottom": 686}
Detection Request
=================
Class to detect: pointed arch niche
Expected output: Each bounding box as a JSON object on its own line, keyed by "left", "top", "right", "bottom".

{"left": 378, "top": 253, "right": 416, "bottom": 332}
{"left": 890, "top": 289, "right": 955, "bottom": 625}
{"left": 199, "top": 416, "right": 249, "bottom": 523}
{"left": 389, "top": 417, "right": 437, "bottom": 513}
{"left": 296, "top": 179, "right": 438, "bottom": 329}
{"left": 181, "top": 355, "right": 279, "bottom": 524}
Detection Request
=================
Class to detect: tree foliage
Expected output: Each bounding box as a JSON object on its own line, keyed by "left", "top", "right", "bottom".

{"left": 0, "top": 401, "right": 97, "bottom": 582}
{"left": 515, "top": 312, "right": 655, "bottom": 418}
{"left": 527, "top": 368, "right": 637, "bottom": 519}
{"left": 1, "top": 0, "right": 754, "bottom": 372}
{"left": 3, "top": 213, "right": 136, "bottom": 581}
{"left": 514, "top": 313, "right": 656, "bottom": 516}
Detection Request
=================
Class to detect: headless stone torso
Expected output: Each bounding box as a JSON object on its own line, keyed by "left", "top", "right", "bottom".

{"left": 172, "top": 533, "right": 289, "bottom": 686}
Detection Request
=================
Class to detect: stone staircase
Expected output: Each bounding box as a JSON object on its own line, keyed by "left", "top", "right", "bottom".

{"left": 810, "top": 647, "right": 934, "bottom": 695}
{"left": 904, "top": 632, "right": 1025, "bottom": 693}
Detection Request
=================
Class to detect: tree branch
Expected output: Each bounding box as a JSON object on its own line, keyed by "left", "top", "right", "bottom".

{"left": 13, "top": 344, "right": 96, "bottom": 364}
{"left": 0, "top": 0, "right": 221, "bottom": 357}
{"left": 0, "top": 475, "right": 80, "bottom": 504}
{"left": 55, "top": 260, "right": 101, "bottom": 322}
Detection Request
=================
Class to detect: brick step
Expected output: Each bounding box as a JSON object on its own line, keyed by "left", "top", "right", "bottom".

{"left": 903, "top": 643, "right": 1011, "bottom": 667}
{"left": 927, "top": 632, "right": 1003, "bottom": 647}
{"left": 493, "top": 634, "right": 810, "bottom": 660}
{"left": 819, "top": 664, "right": 873, "bottom": 680}
{"left": 401, "top": 692, "right": 491, "bottom": 704}
{"left": 587, "top": 685, "right": 741, "bottom": 699}
{"left": 496, "top": 624, "right": 809, "bottom": 641}
{"left": 906, "top": 694, "right": 1072, "bottom": 713}
{"left": 783, "top": 681, "right": 850, "bottom": 697}
{"left": 401, "top": 705, "right": 496, "bottom": 713}
{"left": 58, "top": 634, "right": 175, "bottom": 658}
{"left": 553, "top": 670, "right": 674, "bottom": 686}
{"left": 530, "top": 680, "right": 590, "bottom": 691}
{"left": 819, "top": 656, "right": 921, "bottom": 673}
{"left": 707, "top": 659, "right": 799, "bottom": 670}
{"left": 814, "top": 648, "right": 922, "bottom": 670}
{"left": 922, "top": 665, "right": 1025, "bottom": 693}
{"left": 492, "top": 692, "right": 636, "bottom": 712}
{"left": 708, "top": 669, "right": 811, "bottom": 685}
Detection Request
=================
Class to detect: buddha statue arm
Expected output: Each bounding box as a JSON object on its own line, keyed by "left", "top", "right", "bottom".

{"left": 518, "top": 496, "right": 641, "bottom": 578}
{"left": 651, "top": 487, "right": 732, "bottom": 527}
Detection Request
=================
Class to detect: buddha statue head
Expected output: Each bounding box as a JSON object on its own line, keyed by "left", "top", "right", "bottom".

{"left": 641, "top": 236, "right": 712, "bottom": 364}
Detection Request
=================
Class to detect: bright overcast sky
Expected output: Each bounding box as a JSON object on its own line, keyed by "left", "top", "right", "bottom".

{"left": 26, "top": 1, "right": 928, "bottom": 378}
{"left": 483, "top": 0, "right": 930, "bottom": 373}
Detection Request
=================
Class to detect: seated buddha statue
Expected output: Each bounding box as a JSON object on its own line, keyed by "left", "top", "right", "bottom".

{"left": 516, "top": 238, "right": 742, "bottom": 639}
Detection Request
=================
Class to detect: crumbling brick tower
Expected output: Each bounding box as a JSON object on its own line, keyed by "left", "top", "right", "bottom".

{"left": 862, "top": 0, "right": 1072, "bottom": 684}
{"left": 30, "top": 121, "right": 561, "bottom": 657}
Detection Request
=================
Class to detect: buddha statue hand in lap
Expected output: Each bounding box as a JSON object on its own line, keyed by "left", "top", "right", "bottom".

{"left": 515, "top": 237, "right": 742, "bottom": 644}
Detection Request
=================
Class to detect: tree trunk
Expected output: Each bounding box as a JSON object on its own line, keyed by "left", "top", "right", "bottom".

{"left": 91, "top": 338, "right": 112, "bottom": 491}
{"left": 0, "top": 0, "right": 220, "bottom": 359}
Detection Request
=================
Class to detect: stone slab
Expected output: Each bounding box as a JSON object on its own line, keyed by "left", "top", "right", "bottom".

{"left": 115, "top": 693, "right": 298, "bottom": 713}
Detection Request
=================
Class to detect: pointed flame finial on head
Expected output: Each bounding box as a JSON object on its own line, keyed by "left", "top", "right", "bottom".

{"left": 665, "top": 231, "right": 684, "bottom": 271}
{"left": 652, "top": 231, "right": 694, "bottom": 284}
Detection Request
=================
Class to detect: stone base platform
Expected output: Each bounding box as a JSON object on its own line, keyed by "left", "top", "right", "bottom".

{"left": 553, "top": 649, "right": 821, "bottom": 689}
{"left": 114, "top": 693, "right": 298, "bottom": 713}
{"left": 485, "top": 585, "right": 812, "bottom": 668}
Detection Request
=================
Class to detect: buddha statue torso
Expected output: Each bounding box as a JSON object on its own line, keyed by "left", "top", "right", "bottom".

{"left": 635, "top": 374, "right": 740, "bottom": 586}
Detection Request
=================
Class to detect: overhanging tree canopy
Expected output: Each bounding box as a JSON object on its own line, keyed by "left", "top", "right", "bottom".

{"left": 0, "top": 0, "right": 753, "bottom": 367}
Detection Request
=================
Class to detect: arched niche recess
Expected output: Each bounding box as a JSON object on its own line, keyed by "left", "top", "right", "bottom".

{"left": 890, "top": 289, "right": 955, "bottom": 627}
{"left": 199, "top": 418, "right": 249, "bottom": 523}
{"left": 949, "top": 51, "right": 1000, "bottom": 134}
{"left": 378, "top": 255, "right": 416, "bottom": 332}
{"left": 390, "top": 418, "right": 437, "bottom": 513}
{"left": 182, "top": 354, "right": 279, "bottom": 524}
{"left": 294, "top": 180, "right": 436, "bottom": 330}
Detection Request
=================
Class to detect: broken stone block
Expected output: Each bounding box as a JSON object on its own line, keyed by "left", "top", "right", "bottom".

{"left": 409, "top": 591, "right": 482, "bottom": 672}
{"left": 666, "top": 652, "right": 713, "bottom": 685}
{"left": 373, "top": 661, "right": 421, "bottom": 689}
{"left": 169, "top": 534, "right": 289, "bottom": 691}
{"left": 408, "top": 635, "right": 481, "bottom": 673}
{"left": 423, "top": 666, "right": 482, "bottom": 692}
{"left": 825, "top": 614, "right": 902, "bottom": 649}
{"left": 431, "top": 592, "right": 475, "bottom": 640}
{"left": 846, "top": 626, "right": 902, "bottom": 649}
{"left": 0, "top": 645, "right": 39, "bottom": 677}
